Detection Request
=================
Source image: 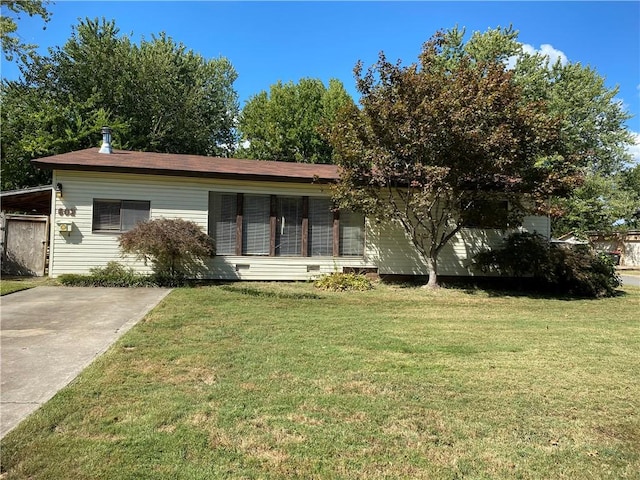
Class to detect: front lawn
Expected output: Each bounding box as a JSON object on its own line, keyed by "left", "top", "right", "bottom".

{"left": 1, "top": 282, "right": 638, "bottom": 479}
{"left": 0, "top": 277, "right": 56, "bottom": 296}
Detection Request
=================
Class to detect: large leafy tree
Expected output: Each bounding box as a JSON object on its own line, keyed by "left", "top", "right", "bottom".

{"left": 328, "top": 30, "right": 576, "bottom": 288}
{"left": 509, "top": 36, "right": 634, "bottom": 235}
{"left": 238, "top": 78, "right": 354, "bottom": 163}
{"left": 1, "top": 17, "right": 239, "bottom": 190}
{"left": 430, "top": 26, "right": 635, "bottom": 236}
{"left": 0, "top": 0, "right": 50, "bottom": 62}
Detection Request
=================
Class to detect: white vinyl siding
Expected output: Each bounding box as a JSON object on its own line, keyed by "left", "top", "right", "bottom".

{"left": 48, "top": 169, "right": 550, "bottom": 280}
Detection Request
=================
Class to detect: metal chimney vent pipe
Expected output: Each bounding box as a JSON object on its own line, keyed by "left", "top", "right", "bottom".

{"left": 99, "top": 126, "right": 112, "bottom": 154}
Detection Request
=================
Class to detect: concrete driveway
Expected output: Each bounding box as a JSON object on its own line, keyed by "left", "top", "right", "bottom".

{"left": 620, "top": 274, "right": 640, "bottom": 288}
{"left": 0, "top": 286, "right": 171, "bottom": 438}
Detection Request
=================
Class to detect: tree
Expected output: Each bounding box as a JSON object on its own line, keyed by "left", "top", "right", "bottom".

{"left": 551, "top": 171, "right": 640, "bottom": 235}
{"left": 0, "top": 0, "right": 50, "bottom": 62}
{"left": 428, "top": 26, "right": 634, "bottom": 236}
{"left": 328, "top": 30, "right": 574, "bottom": 288}
{"left": 1, "top": 18, "right": 239, "bottom": 190}
{"left": 622, "top": 164, "right": 640, "bottom": 228}
{"left": 0, "top": 80, "right": 126, "bottom": 190}
{"left": 119, "top": 218, "right": 215, "bottom": 284}
{"left": 238, "top": 78, "right": 354, "bottom": 163}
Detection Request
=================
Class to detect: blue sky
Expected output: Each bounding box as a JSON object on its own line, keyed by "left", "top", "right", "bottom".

{"left": 2, "top": 1, "right": 639, "bottom": 159}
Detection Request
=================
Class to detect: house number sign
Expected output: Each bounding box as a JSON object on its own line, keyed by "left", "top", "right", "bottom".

{"left": 58, "top": 208, "right": 77, "bottom": 217}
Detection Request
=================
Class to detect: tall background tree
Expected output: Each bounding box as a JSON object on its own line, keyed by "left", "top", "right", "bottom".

{"left": 1, "top": 17, "right": 239, "bottom": 190}
{"left": 395, "top": 26, "right": 637, "bottom": 237}
{"left": 328, "top": 28, "right": 584, "bottom": 288}
{"left": 237, "top": 78, "right": 354, "bottom": 163}
{"left": 507, "top": 32, "right": 636, "bottom": 235}
{"left": 0, "top": 0, "right": 50, "bottom": 62}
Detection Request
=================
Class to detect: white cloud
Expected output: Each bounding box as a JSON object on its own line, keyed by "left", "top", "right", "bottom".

{"left": 506, "top": 43, "right": 569, "bottom": 70}
{"left": 521, "top": 43, "right": 568, "bottom": 67}
{"left": 627, "top": 131, "right": 640, "bottom": 165}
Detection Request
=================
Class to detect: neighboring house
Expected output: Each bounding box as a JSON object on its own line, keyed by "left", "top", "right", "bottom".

{"left": 588, "top": 231, "right": 640, "bottom": 268}
{"left": 32, "top": 138, "right": 550, "bottom": 280}
{"left": 554, "top": 231, "right": 640, "bottom": 268}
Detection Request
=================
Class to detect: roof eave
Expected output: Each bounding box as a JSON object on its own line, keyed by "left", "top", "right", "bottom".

{"left": 32, "top": 161, "right": 338, "bottom": 184}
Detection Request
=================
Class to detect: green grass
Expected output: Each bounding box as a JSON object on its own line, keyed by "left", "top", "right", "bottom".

{"left": 0, "top": 276, "right": 57, "bottom": 295}
{"left": 2, "top": 282, "right": 639, "bottom": 479}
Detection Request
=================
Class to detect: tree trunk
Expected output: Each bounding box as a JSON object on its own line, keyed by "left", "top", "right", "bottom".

{"left": 424, "top": 254, "right": 439, "bottom": 289}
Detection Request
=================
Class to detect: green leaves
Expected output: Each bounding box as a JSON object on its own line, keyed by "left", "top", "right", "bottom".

{"left": 329, "top": 28, "right": 570, "bottom": 287}
{"left": 1, "top": 17, "right": 239, "bottom": 190}
{"left": 0, "top": 0, "right": 50, "bottom": 63}
{"left": 238, "top": 78, "right": 354, "bottom": 163}
{"left": 119, "top": 218, "right": 215, "bottom": 282}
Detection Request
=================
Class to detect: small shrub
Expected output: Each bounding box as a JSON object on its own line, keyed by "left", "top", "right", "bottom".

{"left": 58, "top": 262, "right": 156, "bottom": 287}
{"left": 552, "top": 247, "right": 621, "bottom": 298}
{"left": 58, "top": 273, "right": 92, "bottom": 286}
{"left": 472, "top": 232, "right": 621, "bottom": 298}
{"left": 119, "top": 218, "right": 215, "bottom": 285}
{"left": 314, "top": 272, "right": 373, "bottom": 292}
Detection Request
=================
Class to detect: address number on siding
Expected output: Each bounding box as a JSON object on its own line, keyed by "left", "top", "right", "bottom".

{"left": 58, "top": 208, "right": 77, "bottom": 217}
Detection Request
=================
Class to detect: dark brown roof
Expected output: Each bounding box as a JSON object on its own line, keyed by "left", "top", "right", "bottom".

{"left": 32, "top": 148, "right": 340, "bottom": 183}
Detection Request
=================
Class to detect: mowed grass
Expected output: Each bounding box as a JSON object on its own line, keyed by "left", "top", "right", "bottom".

{"left": 1, "top": 283, "right": 639, "bottom": 479}
{"left": 0, "top": 277, "right": 57, "bottom": 296}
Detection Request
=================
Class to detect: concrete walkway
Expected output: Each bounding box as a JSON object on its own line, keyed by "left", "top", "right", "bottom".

{"left": 0, "top": 286, "right": 171, "bottom": 438}
{"left": 620, "top": 274, "right": 640, "bottom": 288}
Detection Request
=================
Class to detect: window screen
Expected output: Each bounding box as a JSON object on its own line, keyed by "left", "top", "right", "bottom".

{"left": 339, "top": 210, "right": 365, "bottom": 256}
{"left": 121, "top": 201, "right": 150, "bottom": 231}
{"left": 209, "top": 193, "right": 236, "bottom": 255}
{"left": 276, "top": 197, "right": 302, "bottom": 256}
{"left": 243, "top": 195, "right": 270, "bottom": 255}
{"left": 92, "top": 199, "right": 149, "bottom": 231}
{"left": 308, "top": 197, "right": 333, "bottom": 256}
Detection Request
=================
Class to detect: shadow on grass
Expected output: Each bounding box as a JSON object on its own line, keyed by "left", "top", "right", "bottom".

{"left": 380, "top": 275, "right": 627, "bottom": 301}
{"left": 218, "top": 284, "right": 324, "bottom": 300}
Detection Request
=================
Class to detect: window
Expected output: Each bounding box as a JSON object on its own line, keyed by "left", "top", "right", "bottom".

{"left": 308, "top": 197, "right": 333, "bottom": 256}
{"left": 340, "top": 211, "right": 365, "bottom": 256}
{"left": 243, "top": 195, "right": 270, "bottom": 255}
{"left": 276, "top": 196, "right": 302, "bottom": 256}
{"left": 92, "top": 199, "right": 150, "bottom": 232}
{"left": 209, "top": 193, "right": 236, "bottom": 255}
{"left": 208, "top": 192, "right": 365, "bottom": 258}
{"left": 462, "top": 199, "right": 509, "bottom": 228}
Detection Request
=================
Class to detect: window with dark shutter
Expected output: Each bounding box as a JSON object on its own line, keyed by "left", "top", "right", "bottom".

{"left": 207, "top": 191, "right": 365, "bottom": 258}
{"left": 462, "top": 199, "right": 509, "bottom": 228}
